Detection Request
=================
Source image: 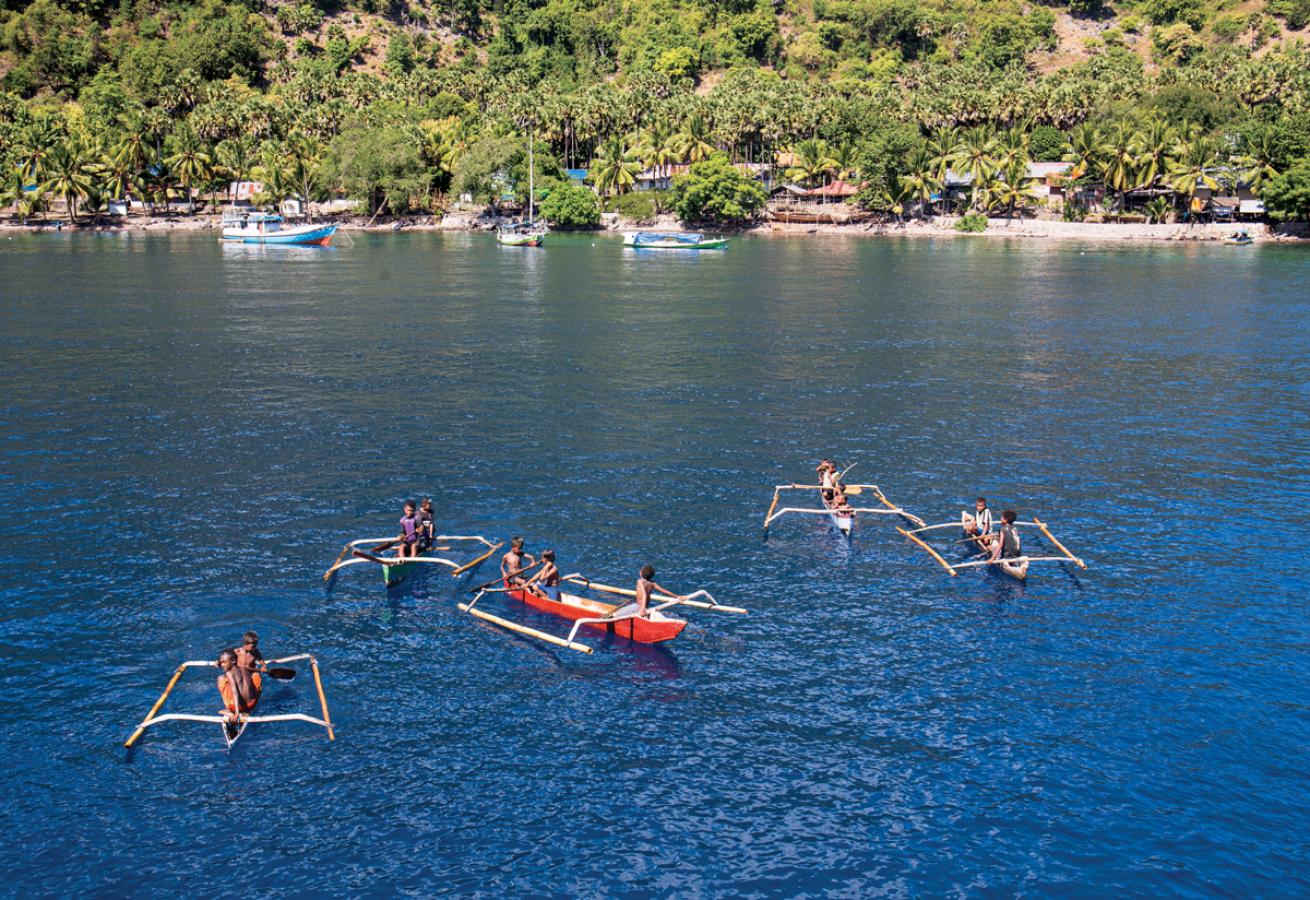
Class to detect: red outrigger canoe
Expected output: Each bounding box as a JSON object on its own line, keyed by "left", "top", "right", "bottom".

{"left": 503, "top": 581, "right": 687, "bottom": 643}
{"left": 458, "top": 572, "right": 746, "bottom": 653}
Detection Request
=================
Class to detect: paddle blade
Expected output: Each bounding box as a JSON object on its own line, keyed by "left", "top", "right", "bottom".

{"left": 843, "top": 486, "right": 863, "bottom": 495}
{"left": 266, "top": 667, "right": 296, "bottom": 681}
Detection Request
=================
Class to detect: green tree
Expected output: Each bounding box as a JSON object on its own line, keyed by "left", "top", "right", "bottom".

{"left": 325, "top": 125, "right": 431, "bottom": 215}
{"left": 539, "top": 181, "right": 600, "bottom": 228}
{"left": 40, "top": 139, "right": 96, "bottom": 221}
{"left": 1260, "top": 161, "right": 1310, "bottom": 221}
{"left": 589, "top": 136, "right": 641, "bottom": 196}
{"left": 669, "top": 153, "right": 766, "bottom": 226}
{"left": 783, "top": 137, "right": 838, "bottom": 188}
{"left": 164, "top": 124, "right": 213, "bottom": 214}
{"left": 671, "top": 115, "right": 716, "bottom": 164}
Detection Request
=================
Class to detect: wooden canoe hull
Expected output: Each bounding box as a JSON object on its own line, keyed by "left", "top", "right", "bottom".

{"left": 962, "top": 529, "right": 1027, "bottom": 581}
{"left": 504, "top": 584, "right": 687, "bottom": 643}
{"left": 823, "top": 493, "right": 853, "bottom": 536}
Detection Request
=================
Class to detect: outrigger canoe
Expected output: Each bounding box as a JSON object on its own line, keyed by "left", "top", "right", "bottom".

{"left": 323, "top": 534, "right": 501, "bottom": 588}
{"left": 124, "top": 654, "right": 334, "bottom": 750}
{"left": 459, "top": 573, "right": 746, "bottom": 654}
{"left": 764, "top": 481, "right": 926, "bottom": 537}
{"left": 897, "top": 515, "right": 1088, "bottom": 580}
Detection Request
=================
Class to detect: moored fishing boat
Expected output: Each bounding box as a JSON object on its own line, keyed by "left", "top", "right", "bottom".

{"left": 458, "top": 572, "right": 746, "bottom": 654}
{"left": 897, "top": 514, "right": 1088, "bottom": 580}
{"left": 497, "top": 127, "right": 546, "bottom": 247}
{"left": 623, "top": 231, "right": 728, "bottom": 250}
{"left": 323, "top": 534, "right": 502, "bottom": 588}
{"left": 124, "top": 653, "right": 335, "bottom": 750}
{"left": 496, "top": 221, "right": 547, "bottom": 246}
{"left": 221, "top": 212, "right": 338, "bottom": 246}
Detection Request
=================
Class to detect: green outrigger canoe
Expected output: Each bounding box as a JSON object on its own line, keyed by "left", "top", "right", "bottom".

{"left": 323, "top": 535, "right": 502, "bottom": 588}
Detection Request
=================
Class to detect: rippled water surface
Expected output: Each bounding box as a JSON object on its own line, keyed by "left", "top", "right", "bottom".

{"left": 2, "top": 231, "right": 1308, "bottom": 896}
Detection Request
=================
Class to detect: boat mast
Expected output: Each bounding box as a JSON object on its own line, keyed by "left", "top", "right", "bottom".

{"left": 528, "top": 127, "right": 535, "bottom": 226}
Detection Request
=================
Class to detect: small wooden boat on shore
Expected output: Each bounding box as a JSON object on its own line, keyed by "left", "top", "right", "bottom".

{"left": 458, "top": 573, "right": 746, "bottom": 654}
{"left": 897, "top": 515, "right": 1087, "bottom": 580}
{"left": 124, "top": 654, "right": 334, "bottom": 750}
{"left": 1224, "top": 231, "right": 1254, "bottom": 246}
{"left": 323, "top": 534, "right": 501, "bottom": 588}
{"left": 623, "top": 231, "right": 728, "bottom": 250}
{"left": 221, "top": 212, "right": 337, "bottom": 246}
{"left": 764, "top": 481, "right": 925, "bottom": 537}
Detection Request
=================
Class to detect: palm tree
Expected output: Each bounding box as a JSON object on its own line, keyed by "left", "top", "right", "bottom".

{"left": 899, "top": 147, "right": 943, "bottom": 218}
{"left": 1168, "top": 134, "right": 1221, "bottom": 213}
{"left": 637, "top": 121, "right": 679, "bottom": 183}
{"left": 926, "top": 127, "right": 959, "bottom": 181}
{"left": 2, "top": 167, "right": 39, "bottom": 224}
{"left": 40, "top": 140, "right": 97, "bottom": 222}
{"left": 1099, "top": 121, "right": 1138, "bottom": 210}
{"left": 589, "top": 136, "right": 641, "bottom": 196}
{"left": 1237, "top": 128, "right": 1280, "bottom": 195}
{"left": 831, "top": 142, "right": 859, "bottom": 182}
{"left": 164, "top": 125, "right": 213, "bottom": 214}
{"left": 287, "top": 135, "right": 322, "bottom": 214}
{"left": 953, "top": 126, "right": 996, "bottom": 212}
{"left": 100, "top": 156, "right": 143, "bottom": 213}
{"left": 1131, "top": 120, "right": 1176, "bottom": 191}
{"left": 216, "top": 135, "right": 256, "bottom": 198}
{"left": 986, "top": 161, "right": 1037, "bottom": 220}
{"left": 1143, "top": 197, "right": 1172, "bottom": 223}
{"left": 784, "top": 137, "right": 838, "bottom": 189}
{"left": 671, "top": 115, "right": 716, "bottom": 163}
{"left": 1062, "top": 123, "right": 1101, "bottom": 180}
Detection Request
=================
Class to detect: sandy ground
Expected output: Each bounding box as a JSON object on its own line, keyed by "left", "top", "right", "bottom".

{"left": 1, "top": 213, "right": 1302, "bottom": 243}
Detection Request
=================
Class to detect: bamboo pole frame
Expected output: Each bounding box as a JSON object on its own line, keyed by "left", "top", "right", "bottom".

{"left": 1033, "top": 519, "right": 1087, "bottom": 569}
{"left": 458, "top": 601, "right": 594, "bottom": 653}
{"left": 896, "top": 527, "right": 958, "bottom": 575}
{"left": 124, "top": 662, "right": 191, "bottom": 748}
{"left": 309, "top": 656, "right": 335, "bottom": 741}
{"left": 560, "top": 577, "right": 745, "bottom": 614}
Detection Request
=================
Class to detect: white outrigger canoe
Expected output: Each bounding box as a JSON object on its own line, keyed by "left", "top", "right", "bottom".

{"left": 897, "top": 514, "right": 1088, "bottom": 580}
{"left": 763, "top": 482, "right": 925, "bottom": 538}
{"left": 124, "top": 654, "right": 334, "bottom": 750}
{"left": 323, "top": 534, "right": 501, "bottom": 588}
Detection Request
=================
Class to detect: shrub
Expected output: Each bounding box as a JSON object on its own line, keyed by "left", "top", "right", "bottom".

{"left": 1269, "top": 0, "right": 1310, "bottom": 30}
{"left": 1261, "top": 162, "right": 1310, "bottom": 222}
{"left": 605, "top": 191, "right": 657, "bottom": 223}
{"left": 540, "top": 181, "right": 600, "bottom": 228}
{"left": 1029, "top": 125, "right": 1067, "bottom": 161}
{"left": 955, "top": 212, "right": 988, "bottom": 232}
{"left": 670, "top": 153, "right": 767, "bottom": 226}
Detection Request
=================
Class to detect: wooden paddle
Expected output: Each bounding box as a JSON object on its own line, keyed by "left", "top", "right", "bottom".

{"left": 265, "top": 667, "right": 296, "bottom": 681}
{"left": 469, "top": 559, "right": 542, "bottom": 594}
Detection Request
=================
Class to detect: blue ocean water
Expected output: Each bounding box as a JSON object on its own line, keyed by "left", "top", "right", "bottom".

{"left": 1, "top": 231, "right": 1308, "bottom": 896}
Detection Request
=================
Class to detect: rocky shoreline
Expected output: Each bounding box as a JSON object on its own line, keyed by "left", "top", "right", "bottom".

{"left": 2, "top": 212, "right": 1304, "bottom": 243}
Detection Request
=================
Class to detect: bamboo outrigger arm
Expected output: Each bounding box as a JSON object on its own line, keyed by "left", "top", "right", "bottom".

{"left": 896, "top": 527, "right": 959, "bottom": 575}
{"left": 763, "top": 483, "right": 925, "bottom": 529}
{"left": 458, "top": 590, "right": 594, "bottom": 654}
{"left": 559, "top": 575, "right": 747, "bottom": 614}
{"left": 560, "top": 591, "right": 743, "bottom": 646}
{"left": 1033, "top": 519, "right": 1088, "bottom": 569}
{"left": 950, "top": 555, "right": 1074, "bottom": 570}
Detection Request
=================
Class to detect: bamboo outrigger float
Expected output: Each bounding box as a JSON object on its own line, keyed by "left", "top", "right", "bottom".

{"left": 124, "top": 654, "right": 335, "bottom": 750}
{"left": 458, "top": 572, "right": 746, "bottom": 654}
{"left": 323, "top": 534, "right": 501, "bottom": 587}
{"left": 763, "top": 483, "right": 926, "bottom": 536}
{"left": 897, "top": 515, "right": 1088, "bottom": 581}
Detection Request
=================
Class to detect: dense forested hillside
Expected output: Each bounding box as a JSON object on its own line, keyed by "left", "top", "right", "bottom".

{"left": 3, "top": 0, "right": 1310, "bottom": 223}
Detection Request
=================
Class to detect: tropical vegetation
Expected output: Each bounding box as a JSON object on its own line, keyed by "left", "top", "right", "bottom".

{"left": 2, "top": 0, "right": 1310, "bottom": 225}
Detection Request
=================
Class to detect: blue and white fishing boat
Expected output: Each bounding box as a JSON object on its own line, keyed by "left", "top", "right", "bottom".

{"left": 221, "top": 212, "right": 338, "bottom": 246}
{"left": 623, "top": 231, "right": 728, "bottom": 250}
